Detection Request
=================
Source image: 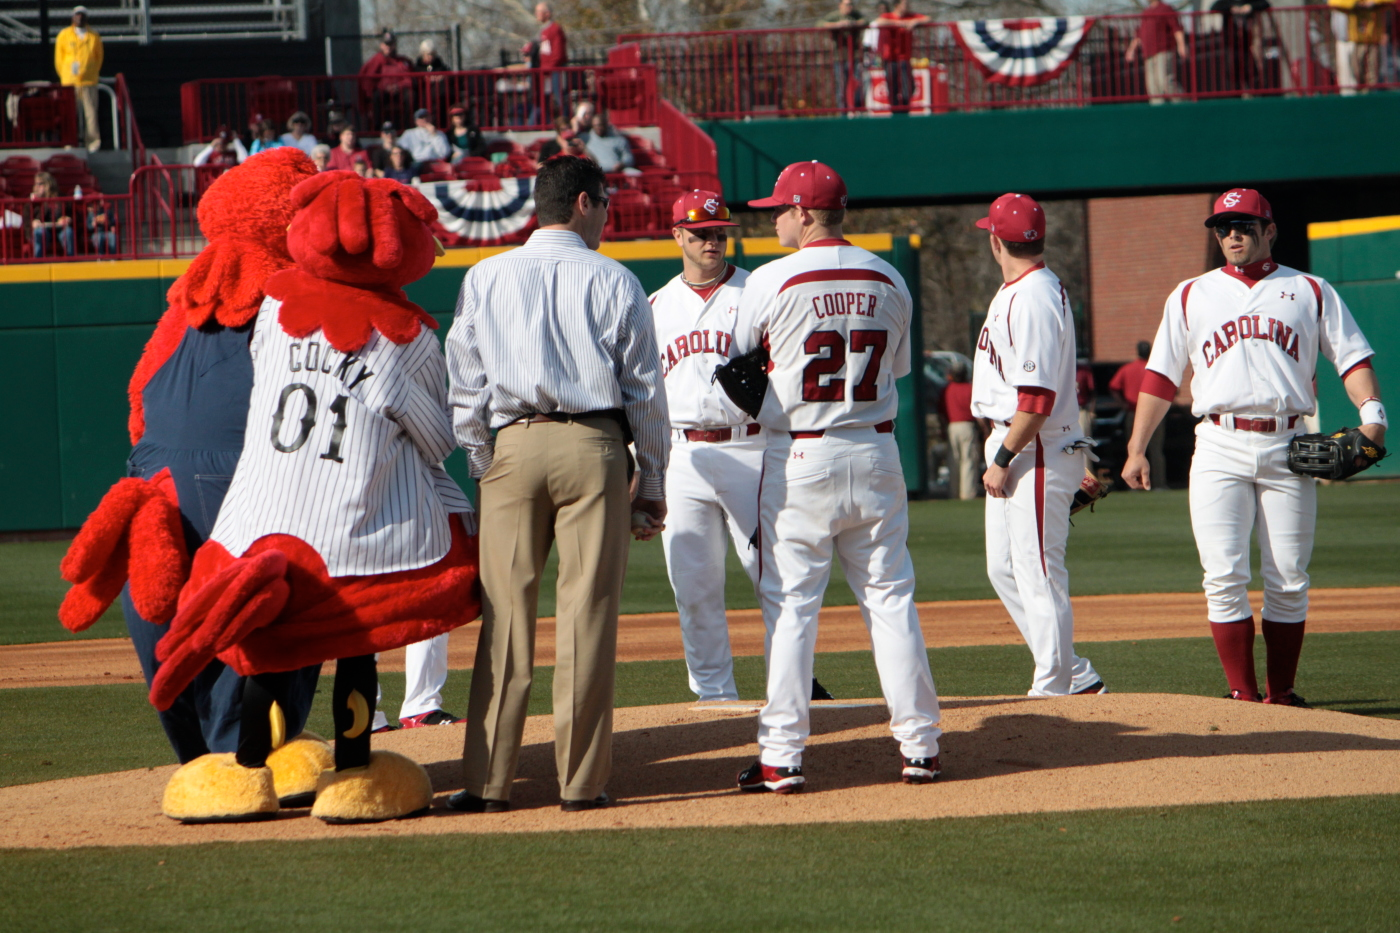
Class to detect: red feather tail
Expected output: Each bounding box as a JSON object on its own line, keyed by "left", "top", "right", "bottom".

{"left": 150, "top": 550, "right": 290, "bottom": 711}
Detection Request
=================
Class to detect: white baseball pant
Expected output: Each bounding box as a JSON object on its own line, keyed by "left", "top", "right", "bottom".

{"left": 370, "top": 633, "right": 452, "bottom": 729}
{"left": 661, "top": 432, "right": 765, "bottom": 701}
{"left": 1189, "top": 420, "right": 1314, "bottom": 624}
{"left": 756, "top": 427, "right": 942, "bottom": 768}
{"left": 984, "top": 430, "right": 1101, "bottom": 696}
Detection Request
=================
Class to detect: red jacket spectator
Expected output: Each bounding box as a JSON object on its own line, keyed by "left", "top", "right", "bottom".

{"left": 1109, "top": 358, "right": 1149, "bottom": 412}
{"left": 1076, "top": 363, "right": 1095, "bottom": 407}
{"left": 524, "top": 7, "right": 568, "bottom": 69}
{"left": 1137, "top": 1, "right": 1183, "bottom": 58}
{"left": 939, "top": 380, "right": 974, "bottom": 423}
{"left": 360, "top": 33, "right": 414, "bottom": 93}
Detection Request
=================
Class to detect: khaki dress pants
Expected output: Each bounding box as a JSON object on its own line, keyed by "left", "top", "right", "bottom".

{"left": 947, "top": 420, "right": 980, "bottom": 500}
{"left": 75, "top": 84, "right": 100, "bottom": 151}
{"left": 462, "top": 417, "right": 631, "bottom": 802}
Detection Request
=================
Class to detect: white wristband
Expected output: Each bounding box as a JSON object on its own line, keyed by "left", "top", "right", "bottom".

{"left": 1359, "top": 398, "right": 1387, "bottom": 429}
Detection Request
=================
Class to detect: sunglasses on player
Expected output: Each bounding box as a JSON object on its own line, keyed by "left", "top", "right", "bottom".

{"left": 1213, "top": 220, "right": 1262, "bottom": 238}
{"left": 683, "top": 205, "right": 731, "bottom": 222}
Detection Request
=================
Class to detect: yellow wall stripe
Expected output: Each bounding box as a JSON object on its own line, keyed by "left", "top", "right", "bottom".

{"left": 1307, "top": 215, "right": 1400, "bottom": 240}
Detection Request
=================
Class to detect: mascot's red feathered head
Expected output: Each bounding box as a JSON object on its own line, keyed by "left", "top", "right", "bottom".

{"left": 268, "top": 171, "right": 442, "bottom": 353}
{"left": 166, "top": 148, "right": 318, "bottom": 328}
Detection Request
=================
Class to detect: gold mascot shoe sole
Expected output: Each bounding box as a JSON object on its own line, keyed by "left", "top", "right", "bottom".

{"left": 311, "top": 750, "right": 433, "bottom": 824}
{"left": 266, "top": 732, "right": 334, "bottom": 808}
{"left": 161, "top": 753, "right": 280, "bottom": 823}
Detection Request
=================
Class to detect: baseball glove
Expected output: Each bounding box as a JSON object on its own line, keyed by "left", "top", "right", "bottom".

{"left": 1287, "top": 427, "right": 1388, "bottom": 480}
{"left": 712, "top": 346, "right": 770, "bottom": 419}
{"left": 1071, "top": 469, "right": 1111, "bottom": 516}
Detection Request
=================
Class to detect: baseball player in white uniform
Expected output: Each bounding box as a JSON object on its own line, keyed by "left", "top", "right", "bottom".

{"left": 731, "top": 161, "right": 942, "bottom": 793}
{"left": 1123, "top": 188, "right": 1385, "bottom": 706}
{"left": 370, "top": 635, "right": 460, "bottom": 732}
{"left": 649, "top": 190, "right": 760, "bottom": 702}
{"left": 972, "top": 193, "right": 1104, "bottom": 698}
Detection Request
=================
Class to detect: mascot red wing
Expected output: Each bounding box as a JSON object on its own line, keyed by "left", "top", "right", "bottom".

{"left": 58, "top": 149, "right": 324, "bottom": 783}
{"left": 151, "top": 171, "right": 481, "bottom": 824}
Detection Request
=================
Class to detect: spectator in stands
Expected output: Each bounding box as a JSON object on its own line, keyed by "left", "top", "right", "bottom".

{"left": 1125, "top": 0, "right": 1188, "bottom": 104}
{"left": 360, "top": 29, "right": 415, "bottom": 124}
{"left": 583, "top": 109, "right": 633, "bottom": 172}
{"left": 249, "top": 119, "right": 282, "bottom": 155}
{"left": 29, "top": 172, "right": 74, "bottom": 259}
{"left": 370, "top": 122, "right": 397, "bottom": 176}
{"left": 1110, "top": 340, "right": 1167, "bottom": 489}
{"left": 54, "top": 6, "right": 104, "bottom": 152}
{"left": 352, "top": 158, "right": 371, "bottom": 178}
{"left": 447, "top": 107, "right": 485, "bottom": 162}
{"left": 876, "top": 0, "right": 929, "bottom": 114}
{"left": 1211, "top": 0, "right": 1271, "bottom": 92}
{"left": 523, "top": 3, "right": 569, "bottom": 122}
{"left": 383, "top": 146, "right": 416, "bottom": 183}
{"left": 280, "top": 112, "right": 319, "bottom": 156}
{"left": 86, "top": 197, "right": 116, "bottom": 255}
{"left": 1332, "top": 0, "right": 1388, "bottom": 94}
{"left": 1076, "top": 359, "right": 1096, "bottom": 439}
{"left": 193, "top": 130, "right": 248, "bottom": 167}
{"left": 329, "top": 127, "right": 370, "bottom": 172}
{"left": 569, "top": 100, "right": 596, "bottom": 137}
{"left": 821, "top": 0, "right": 869, "bottom": 110}
{"left": 939, "top": 361, "right": 980, "bottom": 500}
{"left": 398, "top": 108, "right": 451, "bottom": 171}
{"left": 311, "top": 144, "right": 332, "bottom": 172}
{"left": 537, "top": 117, "right": 585, "bottom": 163}
{"left": 415, "top": 38, "right": 449, "bottom": 71}
{"left": 324, "top": 104, "right": 351, "bottom": 145}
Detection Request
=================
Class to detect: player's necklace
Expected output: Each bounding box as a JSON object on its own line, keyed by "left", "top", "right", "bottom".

{"left": 682, "top": 263, "right": 727, "bottom": 289}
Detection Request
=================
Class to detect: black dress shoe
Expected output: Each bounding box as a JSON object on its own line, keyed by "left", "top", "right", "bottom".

{"left": 446, "top": 790, "right": 510, "bottom": 813}
{"left": 560, "top": 793, "right": 610, "bottom": 812}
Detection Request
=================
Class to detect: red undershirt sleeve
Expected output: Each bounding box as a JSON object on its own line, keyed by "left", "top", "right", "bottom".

{"left": 1340, "top": 357, "right": 1374, "bottom": 380}
{"left": 1139, "top": 369, "right": 1178, "bottom": 402}
{"left": 1016, "top": 386, "right": 1055, "bottom": 415}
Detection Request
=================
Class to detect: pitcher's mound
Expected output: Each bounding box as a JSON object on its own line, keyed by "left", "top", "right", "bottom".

{"left": 4, "top": 694, "right": 1399, "bottom": 849}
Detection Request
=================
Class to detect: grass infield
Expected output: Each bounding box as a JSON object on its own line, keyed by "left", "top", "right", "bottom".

{"left": 4, "top": 631, "right": 1398, "bottom": 789}
{"left": 5, "top": 483, "right": 1398, "bottom": 647}
{"left": 3, "top": 796, "right": 1398, "bottom": 932}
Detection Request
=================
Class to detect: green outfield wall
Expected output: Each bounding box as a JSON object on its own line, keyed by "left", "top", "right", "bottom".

{"left": 705, "top": 94, "right": 1400, "bottom": 205}
{"left": 1308, "top": 215, "right": 1399, "bottom": 478}
{"left": 0, "top": 234, "right": 925, "bottom": 532}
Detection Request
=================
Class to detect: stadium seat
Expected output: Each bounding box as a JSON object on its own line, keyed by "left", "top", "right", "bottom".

{"left": 456, "top": 156, "right": 494, "bottom": 175}
{"left": 418, "top": 161, "right": 455, "bottom": 182}
{"left": 2, "top": 156, "right": 41, "bottom": 175}
{"left": 465, "top": 176, "right": 503, "bottom": 193}
{"left": 483, "top": 138, "right": 524, "bottom": 158}
{"left": 606, "top": 189, "right": 655, "bottom": 239}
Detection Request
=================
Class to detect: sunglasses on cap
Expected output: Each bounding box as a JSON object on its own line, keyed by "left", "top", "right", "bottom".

{"left": 1213, "top": 220, "right": 1261, "bottom": 238}
{"left": 684, "top": 204, "right": 731, "bottom": 222}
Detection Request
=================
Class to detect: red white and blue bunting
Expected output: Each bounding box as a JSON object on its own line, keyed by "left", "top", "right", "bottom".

{"left": 953, "top": 17, "right": 1094, "bottom": 87}
{"left": 418, "top": 176, "right": 537, "bottom": 248}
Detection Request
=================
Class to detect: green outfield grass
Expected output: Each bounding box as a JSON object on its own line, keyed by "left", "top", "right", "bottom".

{"left": 4, "top": 631, "right": 1397, "bottom": 789}
{"left": 4, "top": 795, "right": 1399, "bottom": 932}
{"left": 5, "top": 483, "right": 1398, "bottom": 647}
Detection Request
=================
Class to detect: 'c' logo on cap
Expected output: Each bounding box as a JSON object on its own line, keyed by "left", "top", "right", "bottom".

{"left": 703, "top": 198, "right": 719, "bottom": 214}
{"left": 792, "top": 194, "right": 801, "bottom": 204}
{"left": 1024, "top": 230, "right": 1039, "bottom": 240}
{"left": 1223, "top": 191, "right": 1242, "bottom": 207}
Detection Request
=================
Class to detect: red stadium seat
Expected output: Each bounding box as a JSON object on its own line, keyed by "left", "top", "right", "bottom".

{"left": 456, "top": 156, "right": 494, "bottom": 174}
{"left": 2, "top": 156, "right": 41, "bottom": 175}
{"left": 465, "top": 176, "right": 503, "bottom": 192}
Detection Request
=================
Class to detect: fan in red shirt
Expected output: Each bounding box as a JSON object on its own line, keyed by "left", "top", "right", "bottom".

{"left": 938, "top": 360, "right": 981, "bottom": 499}
{"left": 876, "top": 0, "right": 929, "bottom": 113}
{"left": 523, "top": 3, "right": 570, "bottom": 123}
{"left": 359, "top": 30, "right": 415, "bottom": 126}
{"left": 1110, "top": 340, "right": 1167, "bottom": 488}
{"left": 1125, "top": 0, "right": 1187, "bottom": 103}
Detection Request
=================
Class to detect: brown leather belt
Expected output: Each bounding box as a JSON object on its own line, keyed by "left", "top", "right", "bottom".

{"left": 512, "top": 409, "right": 633, "bottom": 442}
{"left": 1209, "top": 414, "right": 1298, "bottom": 433}
{"left": 791, "top": 420, "right": 894, "bottom": 440}
{"left": 684, "top": 424, "right": 762, "bottom": 443}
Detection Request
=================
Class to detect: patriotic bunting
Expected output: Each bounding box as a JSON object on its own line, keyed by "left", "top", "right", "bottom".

{"left": 953, "top": 17, "right": 1094, "bottom": 87}
{"left": 418, "top": 176, "right": 537, "bottom": 248}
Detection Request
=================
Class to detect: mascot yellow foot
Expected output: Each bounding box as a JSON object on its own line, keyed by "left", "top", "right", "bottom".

{"left": 311, "top": 750, "right": 433, "bottom": 824}
{"left": 162, "top": 753, "right": 279, "bottom": 823}
{"left": 266, "top": 731, "right": 334, "bottom": 808}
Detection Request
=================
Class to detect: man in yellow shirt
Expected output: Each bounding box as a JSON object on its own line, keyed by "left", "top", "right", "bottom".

{"left": 54, "top": 6, "right": 104, "bottom": 151}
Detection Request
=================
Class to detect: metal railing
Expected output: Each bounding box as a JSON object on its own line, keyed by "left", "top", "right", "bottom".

{"left": 181, "top": 64, "right": 660, "bottom": 143}
{"left": 620, "top": 5, "right": 1398, "bottom": 119}
{"left": 0, "top": 0, "right": 306, "bottom": 44}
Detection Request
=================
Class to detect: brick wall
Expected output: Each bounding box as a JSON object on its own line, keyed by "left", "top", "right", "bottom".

{"left": 1088, "top": 193, "right": 1215, "bottom": 363}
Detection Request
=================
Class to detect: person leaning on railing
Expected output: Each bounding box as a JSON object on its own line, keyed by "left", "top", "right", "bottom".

{"left": 53, "top": 5, "right": 103, "bottom": 152}
{"left": 1125, "top": 0, "right": 1189, "bottom": 104}
{"left": 29, "top": 172, "right": 74, "bottom": 259}
{"left": 360, "top": 29, "right": 416, "bottom": 125}
{"left": 820, "top": 0, "right": 869, "bottom": 111}
{"left": 876, "top": 0, "right": 930, "bottom": 114}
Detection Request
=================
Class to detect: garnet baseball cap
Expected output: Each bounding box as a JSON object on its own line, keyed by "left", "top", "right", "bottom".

{"left": 673, "top": 189, "right": 738, "bottom": 229}
{"left": 1205, "top": 188, "right": 1273, "bottom": 227}
{"left": 976, "top": 193, "right": 1045, "bottom": 243}
{"left": 747, "top": 161, "right": 848, "bottom": 210}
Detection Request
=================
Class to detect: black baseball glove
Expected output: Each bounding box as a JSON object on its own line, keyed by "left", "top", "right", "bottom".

{"left": 712, "top": 346, "right": 770, "bottom": 419}
{"left": 1287, "top": 427, "right": 1388, "bottom": 480}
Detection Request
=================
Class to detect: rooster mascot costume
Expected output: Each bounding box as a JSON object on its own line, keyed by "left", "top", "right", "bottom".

{"left": 59, "top": 150, "right": 324, "bottom": 786}
{"left": 148, "top": 170, "right": 480, "bottom": 824}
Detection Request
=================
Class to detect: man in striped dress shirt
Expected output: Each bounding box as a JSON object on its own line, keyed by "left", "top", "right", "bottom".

{"left": 445, "top": 156, "right": 670, "bottom": 812}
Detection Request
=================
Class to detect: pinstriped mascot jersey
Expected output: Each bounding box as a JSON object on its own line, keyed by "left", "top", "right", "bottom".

{"left": 732, "top": 240, "right": 914, "bottom": 432}
{"left": 209, "top": 295, "right": 472, "bottom": 577}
